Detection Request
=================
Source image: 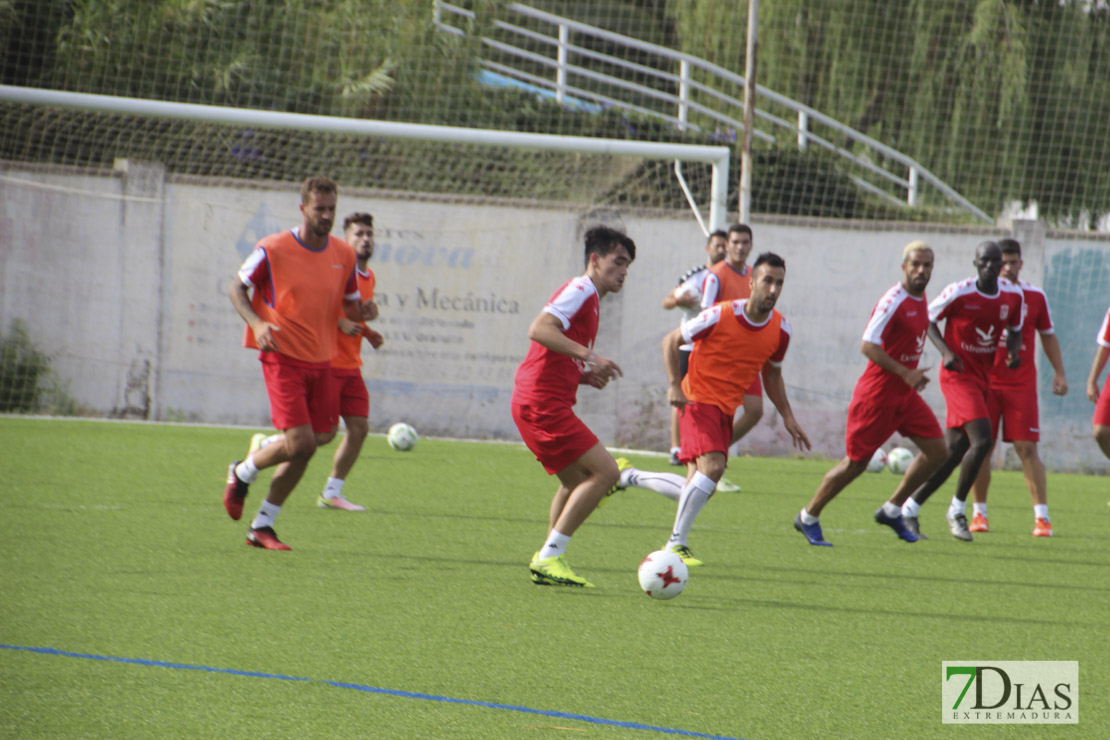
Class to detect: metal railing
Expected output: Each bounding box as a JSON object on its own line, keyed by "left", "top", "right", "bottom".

{"left": 435, "top": 1, "right": 991, "bottom": 223}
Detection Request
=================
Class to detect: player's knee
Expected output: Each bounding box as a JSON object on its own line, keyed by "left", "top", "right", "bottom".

{"left": 346, "top": 417, "right": 369, "bottom": 442}
{"left": 1094, "top": 425, "right": 1110, "bottom": 447}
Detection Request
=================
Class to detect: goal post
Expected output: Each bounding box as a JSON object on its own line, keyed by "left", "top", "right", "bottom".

{"left": 0, "top": 85, "right": 731, "bottom": 232}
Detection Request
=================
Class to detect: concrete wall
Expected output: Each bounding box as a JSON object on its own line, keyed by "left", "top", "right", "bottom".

{"left": 2, "top": 164, "right": 1108, "bottom": 471}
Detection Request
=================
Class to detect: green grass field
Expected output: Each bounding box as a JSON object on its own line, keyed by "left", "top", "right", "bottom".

{"left": 1, "top": 417, "right": 1105, "bottom": 738}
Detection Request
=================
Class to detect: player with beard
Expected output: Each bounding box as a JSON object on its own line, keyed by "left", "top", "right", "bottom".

{"left": 795, "top": 242, "right": 947, "bottom": 546}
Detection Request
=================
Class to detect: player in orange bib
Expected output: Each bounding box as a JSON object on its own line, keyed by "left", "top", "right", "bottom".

{"left": 223, "top": 176, "right": 377, "bottom": 551}
{"left": 660, "top": 252, "right": 811, "bottom": 566}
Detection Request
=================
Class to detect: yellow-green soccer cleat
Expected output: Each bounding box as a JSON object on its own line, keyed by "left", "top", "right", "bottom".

{"left": 529, "top": 553, "right": 596, "bottom": 588}
{"left": 666, "top": 543, "right": 704, "bottom": 568}
{"left": 597, "top": 457, "right": 632, "bottom": 509}
{"left": 248, "top": 432, "right": 267, "bottom": 457}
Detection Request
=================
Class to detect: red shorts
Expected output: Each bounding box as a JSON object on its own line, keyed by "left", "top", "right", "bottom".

{"left": 511, "top": 402, "right": 598, "bottom": 475}
{"left": 940, "top": 373, "right": 991, "bottom": 429}
{"left": 678, "top": 402, "right": 733, "bottom": 464}
{"left": 260, "top": 354, "right": 337, "bottom": 434}
{"left": 743, "top": 374, "right": 763, "bottom": 398}
{"left": 1095, "top": 383, "right": 1110, "bottom": 427}
{"left": 986, "top": 386, "right": 1039, "bottom": 442}
{"left": 333, "top": 368, "right": 370, "bottom": 418}
{"left": 844, "top": 390, "right": 942, "bottom": 462}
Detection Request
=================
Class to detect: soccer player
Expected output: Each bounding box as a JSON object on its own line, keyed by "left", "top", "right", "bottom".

{"left": 514, "top": 226, "right": 636, "bottom": 588}
{"left": 1085, "top": 303, "right": 1110, "bottom": 461}
{"left": 661, "top": 229, "right": 727, "bottom": 465}
{"left": 699, "top": 224, "right": 763, "bottom": 455}
{"left": 661, "top": 252, "right": 810, "bottom": 565}
{"left": 795, "top": 241, "right": 947, "bottom": 546}
{"left": 317, "top": 212, "right": 385, "bottom": 510}
{"left": 898, "top": 240, "right": 1023, "bottom": 541}
{"left": 968, "top": 239, "right": 1067, "bottom": 537}
{"left": 223, "top": 176, "right": 376, "bottom": 551}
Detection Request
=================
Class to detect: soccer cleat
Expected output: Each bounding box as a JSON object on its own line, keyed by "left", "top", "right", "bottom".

{"left": 529, "top": 553, "right": 595, "bottom": 588}
{"left": 248, "top": 432, "right": 266, "bottom": 457}
{"left": 793, "top": 513, "right": 832, "bottom": 546}
{"left": 873, "top": 507, "right": 919, "bottom": 542}
{"left": 317, "top": 495, "right": 366, "bottom": 512}
{"left": 597, "top": 457, "right": 632, "bottom": 509}
{"left": 969, "top": 513, "right": 989, "bottom": 533}
{"left": 903, "top": 515, "right": 928, "bottom": 540}
{"left": 246, "top": 526, "right": 291, "bottom": 551}
{"left": 1033, "top": 517, "right": 1053, "bottom": 537}
{"left": 223, "top": 461, "right": 249, "bottom": 521}
{"left": 715, "top": 476, "right": 742, "bottom": 492}
{"left": 666, "top": 543, "right": 704, "bottom": 567}
{"left": 946, "top": 512, "right": 974, "bottom": 541}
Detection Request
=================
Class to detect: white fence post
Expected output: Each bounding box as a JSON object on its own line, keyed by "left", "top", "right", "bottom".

{"left": 556, "top": 23, "right": 568, "bottom": 106}
{"left": 678, "top": 59, "right": 689, "bottom": 131}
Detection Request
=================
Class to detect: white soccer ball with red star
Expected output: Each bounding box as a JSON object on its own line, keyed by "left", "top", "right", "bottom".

{"left": 637, "top": 550, "right": 689, "bottom": 600}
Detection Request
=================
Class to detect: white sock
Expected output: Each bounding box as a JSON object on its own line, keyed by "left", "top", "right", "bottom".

{"left": 881, "top": 501, "right": 901, "bottom": 518}
{"left": 235, "top": 457, "right": 260, "bottom": 484}
{"left": 670, "top": 446, "right": 681, "bottom": 456}
{"left": 901, "top": 499, "right": 921, "bottom": 518}
{"left": 625, "top": 468, "right": 684, "bottom": 501}
{"left": 1034, "top": 504, "right": 1049, "bottom": 521}
{"left": 973, "top": 502, "right": 988, "bottom": 517}
{"left": 322, "top": 477, "right": 345, "bottom": 499}
{"left": 948, "top": 497, "right": 966, "bottom": 518}
{"left": 251, "top": 500, "right": 282, "bottom": 530}
{"left": 666, "top": 471, "right": 716, "bottom": 547}
{"left": 799, "top": 508, "right": 819, "bottom": 525}
{"left": 538, "top": 530, "right": 571, "bottom": 560}
{"left": 259, "top": 434, "right": 281, "bottom": 450}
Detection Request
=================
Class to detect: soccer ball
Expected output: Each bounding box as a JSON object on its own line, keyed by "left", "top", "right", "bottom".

{"left": 387, "top": 422, "right": 418, "bottom": 451}
{"left": 887, "top": 447, "right": 914, "bottom": 475}
{"left": 637, "top": 550, "right": 689, "bottom": 600}
{"left": 866, "top": 448, "right": 886, "bottom": 473}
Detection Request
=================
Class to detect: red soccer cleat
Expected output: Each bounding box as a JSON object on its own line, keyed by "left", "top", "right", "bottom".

{"left": 969, "top": 513, "right": 989, "bottom": 533}
{"left": 1033, "top": 518, "right": 1053, "bottom": 538}
{"left": 223, "top": 461, "right": 249, "bottom": 521}
{"left": 246, "top": 526, "right": 292, "bottom": 551}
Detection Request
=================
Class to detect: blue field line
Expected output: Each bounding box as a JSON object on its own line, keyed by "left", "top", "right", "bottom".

{"left": 3, "top": 644, "right": 744, "bottom": 740}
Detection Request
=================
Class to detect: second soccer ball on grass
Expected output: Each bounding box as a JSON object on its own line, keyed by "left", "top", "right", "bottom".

{"left": 887, "top": 447, "right": 913, "bottom": 475}
{"left": 387, "top": 422, "right": 418, "bottom": 451}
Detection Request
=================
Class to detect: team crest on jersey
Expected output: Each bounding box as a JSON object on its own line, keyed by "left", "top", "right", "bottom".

{"left": 1000, "top": 304, "right": 1009, "bottom": 320}
{"left": 975, "top": 326, "right": 997, "bottom": 347}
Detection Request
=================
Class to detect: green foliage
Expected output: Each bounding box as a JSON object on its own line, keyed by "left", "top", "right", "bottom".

{"left": 0, "top": 319, "right": 51, "bottom": 413}
{"left": 669, "top": 0, "right": 1110, "bottom": 224}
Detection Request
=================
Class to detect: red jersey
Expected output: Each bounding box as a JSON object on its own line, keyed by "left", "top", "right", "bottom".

{"left": 928, "top": 277, "right": 1024, "bottom": 388}
{"left": 1098, "top": 305, "right": 1110, "bottom": 348}
{"left": 239, "top": 229, "right": 359, "bottom": 364}
{"left": 682, "top": 300, "right": 791, "bottom": 416}
{"left": 988, "top": 280, "right": 1053, "bottom": 389}
{"left": 511, "top": 275, "right": 600, "bottom": 408}
{"left": 854, "top": 283, "right": 929, "bottom": 400}
{"left": 332, "top": 265, "right": 377, "bottom": 370}
{"left": 700, "top": 261, "right": 751, "bottom": 309}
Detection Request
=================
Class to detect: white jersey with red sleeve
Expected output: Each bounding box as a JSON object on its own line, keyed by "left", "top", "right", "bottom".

{"left": 989, "top": 280, "right": 1054, "bottom": 389}
{"left": 1097, "top": 305, "right": 1110, "bottom": 348}
{"left": 928, "top": 276, "right": 1024, "bottom": 387}
{"left": 852, "top": 283, "right": 929, "bottom": 401}
{"left": 511, "top": 275, "right": 600, "bottom": 408}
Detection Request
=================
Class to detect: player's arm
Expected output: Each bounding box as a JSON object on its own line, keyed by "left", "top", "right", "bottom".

{"left": 860, "top": 340, "right": 930, "bottom": 392}
{"left": 927, "top": 320, "right": 961, "bottom": 372}
{"left": 1039, "top": 332, "right": 1067, "bottom": 395}
{"left": 662, "top": 327, "right": 687, "bottom": 409}
{"left": 228, "top": 279, "right": 279, "bottom": 352}
{"left": 1087, "top": 344, "right": 1110, "bottom": 402}
{"left": 761, "top": 363, "right": 811, "bottom": 451}
{"left": 528, "top": 311, "right": 621, "bottom": 380}
{"left": 1004, "top": 325, "right": 1022, "bottom": 369}
{"left": 342, "top": 297, "right": 377, "bottom": 323}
